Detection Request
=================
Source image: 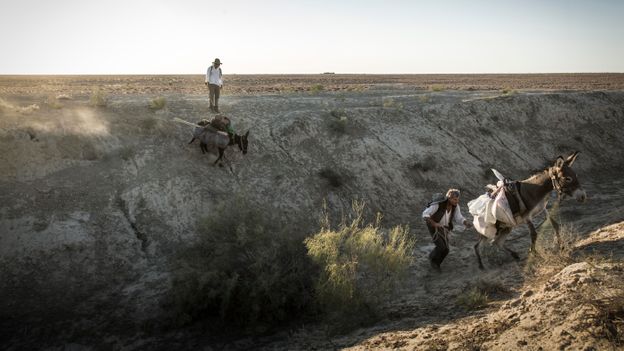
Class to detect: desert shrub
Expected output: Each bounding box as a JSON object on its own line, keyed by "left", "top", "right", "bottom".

{"left": 149, "top": 96, "right": 166, "bottom": 111}
{"left": 524, "top": 217, "right": 585, "bottom": 279}
{"left": 456, "top": 286, "right": 488, "bottom": 310}
{"left": 170, "top": 196, "right": 315, "bottom": 330}
{"left": 410, "top": 155, "right": 437, "bottom": 173}
{"left": 579, "top": 265, "right": 624, "bottom": 347}
{"left": 382, "top": 97, "right": 404, "bottom": 109}
{"left": 418, "top": 95, "right": 431, "bottom": 103}
{"left": 90, "top": 89, "right": 108, "bottom": 107}
{"left": 118, "top": 146, "right": 135, "bottom": 161}
{"left": 318, "top": 168, "right": 345, "bottom": 187}
{"left": 305, "top": 201, "right": 415, "bottom": 320}
{"left": 330, "top": 109, "right": 346, "bottom": 118}
{"left": 430, "top": 84, "right": 445, "bottom": 92}
{"left": 328, "top": 110, "right": 348, "bottom": 134}
{"left": 0, "top": 98, "right": 39, "bottom": 114}
{"left": 310, "top": 84, "right": 324, "bottom": 93}
{"left": 501, "top": 87, "right": 516, "bottom": 95}
{"left": 47, "top": 95, "right": 64, "bottom": 109}
{"left": 139, "top": 116, "right": 158, "bottom": 130}
{"left": 475, "top": 277, "right": 510, "bottom": 296}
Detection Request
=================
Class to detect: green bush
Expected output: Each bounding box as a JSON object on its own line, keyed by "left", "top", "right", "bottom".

{"left": 90, "top": 89, "right": 108, "bottom": 107}
{"left": 501, "top": 87, "right": 516, "bottom": 95}
{"left": 382, "top": 97, "right": 403, "bottom": 109}
{"left": 456, "top": 286, "right": 488, "bottom": 310}
{"left": 328, "top": 110, "right": 348, "bottom": 134}
{"left": 305, "top": 201, "right": 415, "bottom": 318}
{"left": 149, "top": 96, "right": 166, "bottom": 110}
{"left": 430, "top": 84, "right": 445, "bottom": 92}
{"left": 310, "top": 84, "right": 324, "bottom": 93}
{"left": 170, "top": 196, "right": 315, "bottom": 329}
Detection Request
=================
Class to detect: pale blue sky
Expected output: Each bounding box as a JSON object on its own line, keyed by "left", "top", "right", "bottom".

{"left": 1, "top": 0, "right": 622, "bottom": 74}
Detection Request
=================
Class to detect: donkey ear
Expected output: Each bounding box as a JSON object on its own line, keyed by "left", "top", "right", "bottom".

{"left": 555, "top": 156, "right": 565, "bottom": 168}
{"left": 245, "top": 130, "right": 250, "bottom": 137}
{"left": 565, "top": 151, "right": 579, "bottom": 167}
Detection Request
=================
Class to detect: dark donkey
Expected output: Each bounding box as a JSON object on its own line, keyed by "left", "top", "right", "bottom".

{"left": 473, "top": 151, "right": 586, "bottom": 269}
{"left": 189, "top": 127, "right": 249, "bottom": 166}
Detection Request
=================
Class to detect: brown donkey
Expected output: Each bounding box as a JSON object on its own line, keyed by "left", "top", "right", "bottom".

{"left": 473, "top": 151, "right": 586, "bottom": 269}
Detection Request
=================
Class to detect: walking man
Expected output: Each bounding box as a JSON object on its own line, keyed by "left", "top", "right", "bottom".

{"left": 205, "top": 58, "right": 223, "bottom": 113}
{"left": 422, "top": 189, "right": 472, "bottom": 271}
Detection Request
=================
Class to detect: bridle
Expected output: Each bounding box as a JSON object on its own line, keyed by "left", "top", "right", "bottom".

{"left": 548, "top": 166, "right": 575, "bottom": 201}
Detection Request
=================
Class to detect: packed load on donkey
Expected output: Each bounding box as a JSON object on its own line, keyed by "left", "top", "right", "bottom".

{"left": 174, "top": 115, "right": 249, "bottom": 166}
{"left": 467, "top": 152, "right": 586, "bottom": 269}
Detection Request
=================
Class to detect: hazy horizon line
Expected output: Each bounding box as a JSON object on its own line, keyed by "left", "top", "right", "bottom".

{"left": 2, "top": 72, "right": 623, "bottom": 76}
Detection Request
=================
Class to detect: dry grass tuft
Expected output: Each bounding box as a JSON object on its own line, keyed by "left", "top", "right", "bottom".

{"left": 47, "top": 95, "right": 64, "bottom": 109}
{"left": 90, "top": 89, "right": 108, "bottom": 107}
{"left": 149, "top": 96, "right": 166, "bottom": 111}
{"left": 305, "top": 201, "right": 415, "bottom": 319}
{"left": 328, "top": 109, "right": 348, "bottom": 134}
{"left": 456, "top": 286, "right": 489, "bottom": 310}
{"left": 0, "top": 98, "right": 40, "bottom": 114}
{"left": 382, "top": 97, "right": 403, "bottom": 109}
{"left": 310, "top": 84, "right": 324, "bottom": 93}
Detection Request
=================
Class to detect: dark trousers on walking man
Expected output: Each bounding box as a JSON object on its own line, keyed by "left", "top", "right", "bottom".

{"left": 427, "top": 224, "right": 450, "bottom": 270}
{"left": 208, "top": 84, "right": 220, "bottom": 112}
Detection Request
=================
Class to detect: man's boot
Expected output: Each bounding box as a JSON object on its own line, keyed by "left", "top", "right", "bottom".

{"left": 214, "top": 106, "right": 220, "bottom": 113}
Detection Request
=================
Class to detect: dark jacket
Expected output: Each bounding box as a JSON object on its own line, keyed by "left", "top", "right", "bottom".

{"left": 426, "top": 200, "right": 457, "bottom": 233}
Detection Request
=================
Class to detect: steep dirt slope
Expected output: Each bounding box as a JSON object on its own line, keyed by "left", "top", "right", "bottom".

{"left": 342, "top": 223, "right": 624, "bottom": 351}
{"left": 1, "top": 87, "right": 623, "bottom": 348}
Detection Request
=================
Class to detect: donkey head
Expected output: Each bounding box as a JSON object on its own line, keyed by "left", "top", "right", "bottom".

{"left": 552, "top": 151, "right": 586, "bottom": 202}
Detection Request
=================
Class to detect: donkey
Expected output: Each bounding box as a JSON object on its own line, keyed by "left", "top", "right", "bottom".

{"left": 472, "top": 151, "right": 586, "bottom": 269}
{"left": 191, "top": 128, "right": 249, "bottom": 166}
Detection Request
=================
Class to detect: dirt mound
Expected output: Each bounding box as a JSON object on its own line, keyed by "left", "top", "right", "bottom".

{"left": 345, "top": 224, "right": 624, "bottom": 350}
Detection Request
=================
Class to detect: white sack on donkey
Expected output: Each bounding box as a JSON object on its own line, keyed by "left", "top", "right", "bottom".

{"left": 467, "top": 152, "right": 586, "bottom": 270}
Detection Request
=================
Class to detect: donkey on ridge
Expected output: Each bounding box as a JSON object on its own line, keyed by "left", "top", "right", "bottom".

{"left": 472, "top": 151, "right": 586, "bottom": 269}
{"left": 188, "top": 123, "right": 249, "bottom": 167}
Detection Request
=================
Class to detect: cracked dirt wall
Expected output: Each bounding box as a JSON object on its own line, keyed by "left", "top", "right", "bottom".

{"left": 1, "top": 87, "right": 623, "bottom": 346}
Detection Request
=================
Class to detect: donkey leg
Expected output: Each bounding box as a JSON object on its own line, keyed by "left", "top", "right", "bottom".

{"left": 188, "top": 137, "right": 195, "bottom": 144}
{"left": 527, "top": 220, "right": 539, "bottom": 254}
{"left": 546, "top": 209, "right": 562, "bottom": 250}
{"left": 200, "top": 143, "right": 207, "bottom": 154}
{"left": 495, "top": 227, "right": 519, "bottom": 260}
{"left": 474, "top": 236, "right": 485, "bottom": 270}
{"left": 214, "top": 147, "right": 224, "bottom": 167}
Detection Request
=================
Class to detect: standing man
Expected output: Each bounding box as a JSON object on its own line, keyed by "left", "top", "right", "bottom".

{"left": 205, "top": 58, "right": 223, "bottom": 113}
{"left": 422, "top": 189, "right": 472, "bottom": 271}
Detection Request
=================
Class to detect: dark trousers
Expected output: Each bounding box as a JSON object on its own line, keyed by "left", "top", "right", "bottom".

{"left": 208, "top": 84, "right": 221, "bottom": 108}
{"left": 427, "top": 224, "right": 450, "bottom": 266}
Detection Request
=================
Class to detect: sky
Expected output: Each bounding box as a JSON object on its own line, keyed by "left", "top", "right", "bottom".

{"left": 1, "top": 0, "right": 623, "bottom": 74}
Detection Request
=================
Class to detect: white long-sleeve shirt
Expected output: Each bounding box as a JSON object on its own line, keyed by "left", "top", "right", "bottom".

{"left": 205, "top": 66, "right": 223, "bottom": 86}
{"left": 422, "top": 203, "right": 466, "bottom": 227}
